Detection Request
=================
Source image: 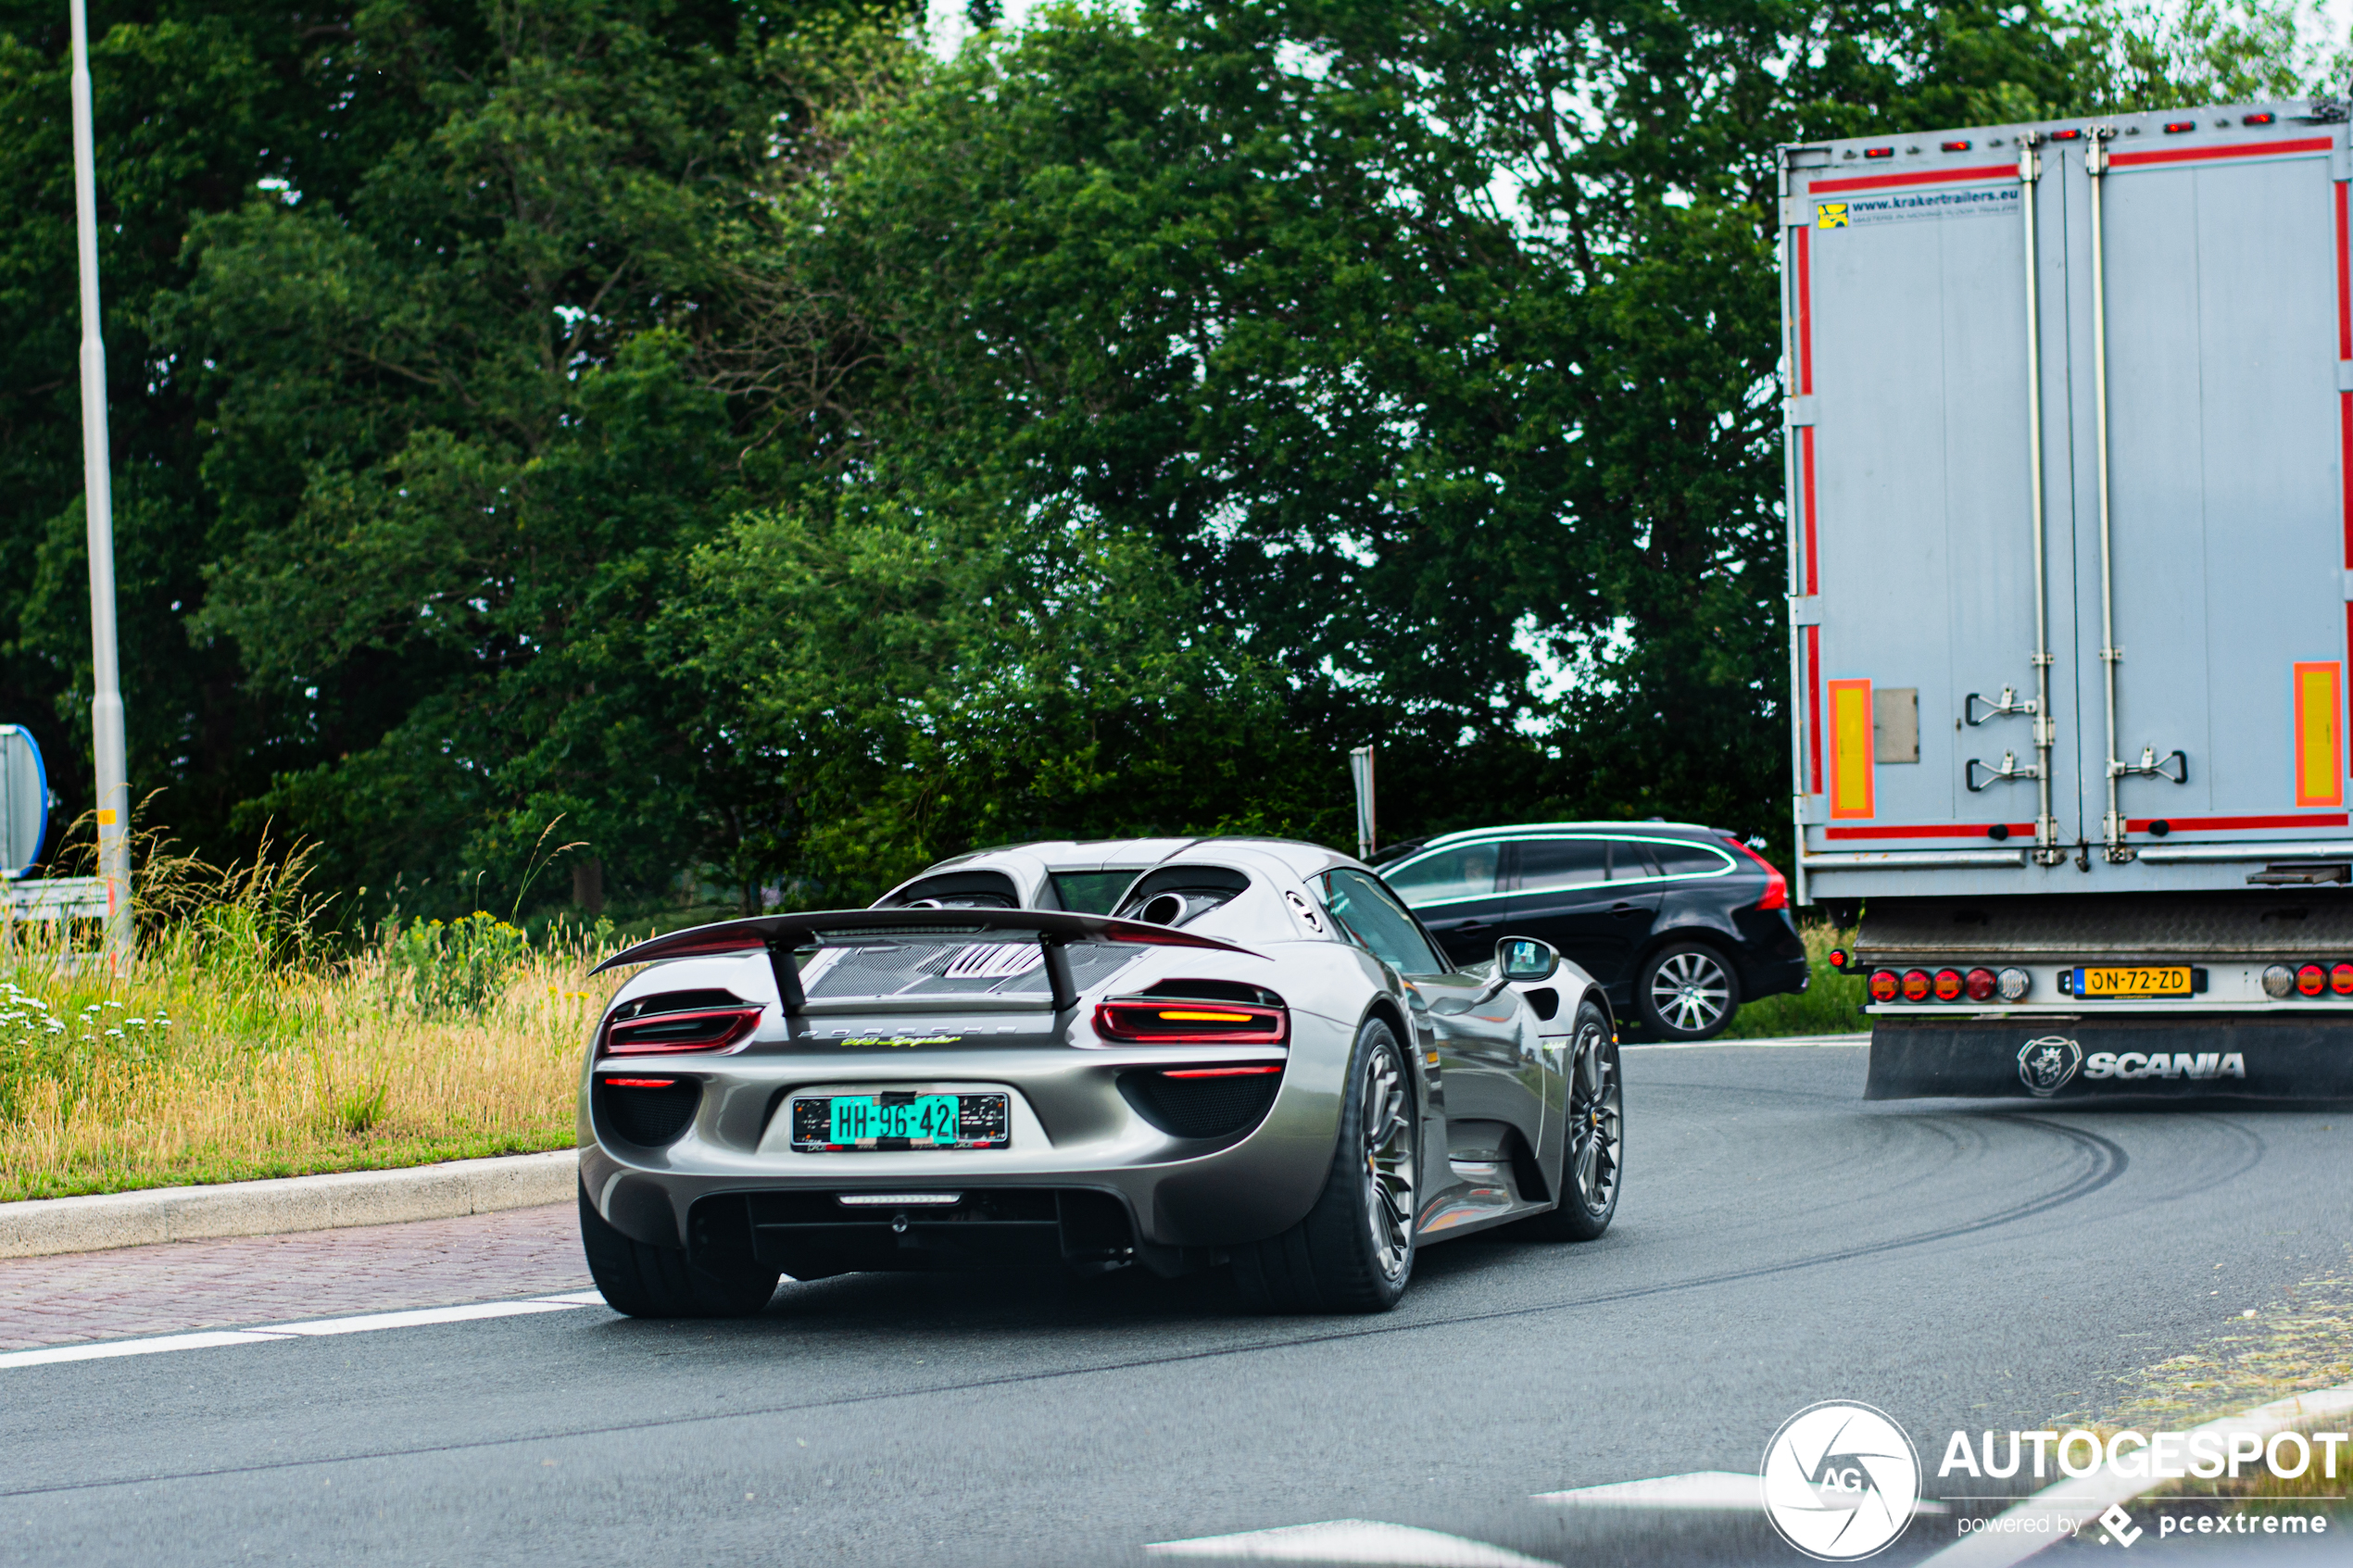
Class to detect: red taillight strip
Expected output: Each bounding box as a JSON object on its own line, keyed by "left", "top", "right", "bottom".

{"left": 1161, "top": 1065, "right": 1283, "bottom": 1079}
{"left": 1093, "top": 998, "right": 1288, "bottom": 1046}
{"left": 599, "top": 1077, "right": 679, "bottom": 1088}
{"left": 601, "top": 1007, "right": 762, "bottom": 1056}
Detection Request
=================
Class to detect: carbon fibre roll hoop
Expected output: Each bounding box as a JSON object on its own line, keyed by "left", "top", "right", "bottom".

{"left": 589, "top": 908, "right": 1261, "bottom": 1015}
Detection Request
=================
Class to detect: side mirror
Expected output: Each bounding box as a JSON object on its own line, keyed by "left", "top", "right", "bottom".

{"left": 1496, "top": 936, "right": 1560, "bottom": 983}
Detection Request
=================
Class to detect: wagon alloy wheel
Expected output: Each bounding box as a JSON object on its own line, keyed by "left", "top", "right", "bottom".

{"left": 1232, "top": 1018, "right": 1418, "bottom": 1313}
{"left": 1360, "top": 1041, "right": 1416, "bottom": 1281}
{"left": 1511, "top": 999, "right": 1621, "bottom": 1242}
{"left": 1637, "top": 942, "right": 1741, "bottom": 1041}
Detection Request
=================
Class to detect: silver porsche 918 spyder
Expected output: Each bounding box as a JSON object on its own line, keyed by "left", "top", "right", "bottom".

{"left": 575, "top": 837, "right": 1624, "bottom": 1316}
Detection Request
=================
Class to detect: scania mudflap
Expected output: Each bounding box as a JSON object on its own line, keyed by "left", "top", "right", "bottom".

{"left": 1852, "top": 892, "right": 2353, "bottom": 1100}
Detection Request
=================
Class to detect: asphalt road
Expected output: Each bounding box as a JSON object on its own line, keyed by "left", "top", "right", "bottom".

{"left": 4, "top": 1043, "right": 2347, "bottom": 1568}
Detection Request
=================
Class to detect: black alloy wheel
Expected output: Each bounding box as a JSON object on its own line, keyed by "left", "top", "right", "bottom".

{"left": 1514, "top": 1000, "right": 1622, "bottom": 1242}
{"left": 578, "top": 1185, "right": 780, "bottom": 1318}
{"left": 1233, "top": 1016, "right": 1417, "bottom": 1313}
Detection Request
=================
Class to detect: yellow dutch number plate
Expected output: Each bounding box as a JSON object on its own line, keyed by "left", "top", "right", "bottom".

{"left": 2073, "top": 965, "right": 2193, "bottom": 998}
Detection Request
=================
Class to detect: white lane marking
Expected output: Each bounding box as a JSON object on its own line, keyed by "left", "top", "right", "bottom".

{"left": 1142, "top": 1520, "right": 1553, "bottom": 1567}
{"left": 1536, "top": 1470, "right": 1760, "bottom": 1509}
{"left": 0, "top": 1330, "right": 294, "bottom": 1367}
{"left": 1535, "top": 1470, "right": 1945, "bottom": 1514}
{"left": 0, "top": 1293, "right": 610, "bottom": 1369}
{"left": 269, "top": 1299, "right": 587, "bottom": 1336}
{"left": 1919, "top": 1378, "right": 2353, "bottom": 1568}
{"left": 1624, "top": 1035, "right": 1868, "bottom": 1051}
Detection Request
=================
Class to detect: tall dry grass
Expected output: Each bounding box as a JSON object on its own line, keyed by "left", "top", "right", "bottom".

{"left": 0, "top": 833, "right": 621, "bottom": 1202}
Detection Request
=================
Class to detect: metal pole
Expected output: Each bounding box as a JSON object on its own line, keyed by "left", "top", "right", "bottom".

{"left": 69, "top": 0, "right": 133, "bottom": 967}
{"left": 2087, "top": 131, "right": 2126, "bottom": 861}
{"left": 1348, "top": 745, "right": 1375, "bottom": 861}
{"left": 2019, "top": 135, "right": 2061, "bottom": 865}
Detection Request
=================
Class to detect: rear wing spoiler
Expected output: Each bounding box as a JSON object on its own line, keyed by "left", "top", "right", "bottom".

{"left": 590, "top": 909, "right": 1255, "bottom": 1014}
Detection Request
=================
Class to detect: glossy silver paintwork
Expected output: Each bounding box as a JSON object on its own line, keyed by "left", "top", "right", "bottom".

{"left": 578, "top": 837, "right": 1615, "bottom": 1272}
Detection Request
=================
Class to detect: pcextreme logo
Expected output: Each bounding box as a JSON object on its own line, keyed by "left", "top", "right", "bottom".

{"left": 1762, "top": 1402, "right": 1922, "bottom": 1561}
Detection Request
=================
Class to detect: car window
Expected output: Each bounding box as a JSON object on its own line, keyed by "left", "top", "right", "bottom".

{"left": 1051, "top": 870, "right": 1142, "bottom": 914}
{"left": 1648, "top": 840, "right": 1736, "bottom": 879}
{"left": 1380, "top": 841, "right": 1502, "bottom": 906}
{"left": 1317, "top": 869, "right": 1446, "bottom": 976}
{"left": 1512, "top": 837, "right": 1615, "bottom": 892}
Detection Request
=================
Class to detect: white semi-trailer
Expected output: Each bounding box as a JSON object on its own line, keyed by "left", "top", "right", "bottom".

{"left": 1779, "top": 98, "right": 2353, "bottom": 1098}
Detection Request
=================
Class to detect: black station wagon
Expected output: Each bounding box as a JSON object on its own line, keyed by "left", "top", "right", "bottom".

{"left": 1378, "top": 822, "right": 1809, "bottom": 1040}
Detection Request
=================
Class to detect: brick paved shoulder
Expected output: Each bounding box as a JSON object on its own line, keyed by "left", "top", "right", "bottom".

{"left": 0, "top": 1202, "right": 590, "bottom": 1351}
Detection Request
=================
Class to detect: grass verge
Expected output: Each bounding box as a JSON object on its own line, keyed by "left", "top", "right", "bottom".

{"left": 1721, "top": 920, "right": 1866, "bottom": 1039}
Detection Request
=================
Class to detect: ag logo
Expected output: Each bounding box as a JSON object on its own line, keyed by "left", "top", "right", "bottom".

{"left": 1761, "top": 1401, "right": 1922, "bottom": 1560}
{"left": 1817, "top": 201, "right": 1850, "bottom": 229}
{"left": 2016, "top": 1035, "right": 2082, "bottom": 1097}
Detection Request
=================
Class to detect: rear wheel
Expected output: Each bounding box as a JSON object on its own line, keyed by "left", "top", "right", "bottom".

{"left": 578, "top": 1185, "right": 780, "bottom": 1318}
{"left": 1232, "top": 1016, "right": 1417, "bottom": 1313}
{"left": 1513, "top": 1001, "right": 1622, "bottom": 1241}
{"left": 1636, "top": 941, "right": 1740, "bottom": 1041}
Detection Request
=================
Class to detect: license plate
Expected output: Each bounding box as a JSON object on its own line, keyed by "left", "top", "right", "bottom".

{"left": 789, "top": 1092, "right": 1011, "bottom": 1152}
{"left": 2073, "top": 965, "right": 2193, "bottom": 998}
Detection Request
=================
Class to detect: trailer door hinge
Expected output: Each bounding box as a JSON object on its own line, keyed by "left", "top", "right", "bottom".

{"left": 1789, "top": 596, "right": 1822, "bottom": 626}
{"left": 1784, "top": 395, "right": 1817, "bottom": 428}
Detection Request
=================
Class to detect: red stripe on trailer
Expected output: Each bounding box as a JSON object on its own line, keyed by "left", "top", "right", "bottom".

{"left": 2122, "top": 812, "right": 2351, "bottom": 832}
{"left": 1808, "top": 163, "right": 2015, "bottom": 195}
{"left": 1801, "top": 428, "right": 1819, "bottom": 593}
{"left": 2108, "top": 136, "right": 2332, "bottom": 169}
{"left": 1824, "top": 823, "right": 2034, "bottom": 840}
{"left": 1793, "top": 225, "right": 1815, "bottom": 394}
{"left": 1806, "top": 624, "right": 1822, "bottom": 796}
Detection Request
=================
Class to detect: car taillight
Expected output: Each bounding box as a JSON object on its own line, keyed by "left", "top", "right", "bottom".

{"left": 1900, "top": 970, "right": 1931, "bottom": 1002}
{"left": 1931, "top": 968, "right": 1963, "bottom": 1001}
{"left": 2332, "top": 963, "right": 2353, "bottom": 997}
{"left": 2296, "top": 963, "right": 2326, "bottom": 997}
{"left": 1869, "top": 970, "right": 1899, "bottom": 1002}
{"left": 1093, "top": 998, "right": 1288, "bottom": 1044}
{"left": 1964, "top": 968, "right": 1997, "bottom": 1002}
{"left": 1723, "top": 837, "right": 1789, "bottom": 910}
{"left": 600, "top": 1007, "right": 762, "bottom": 1056}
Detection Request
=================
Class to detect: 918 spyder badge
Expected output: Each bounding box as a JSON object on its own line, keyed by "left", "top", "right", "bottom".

{"left": 2017, "top": 1035, "right": 2082, "bottom": 1097}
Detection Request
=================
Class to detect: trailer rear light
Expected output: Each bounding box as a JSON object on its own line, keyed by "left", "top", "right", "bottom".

{"left": 1931, "top": 969, "right": 1964, "bottom": 1001}
{"left": 2164, "top": 121, "right": 2196, "bottom": 134}
{"left": 2049, "top": 128, "right": 2082, "bottom": 141}
{"left": 2263, "top": 964, "right": 2296, "bottom": 998}
{"left": 2296, "top": 963, "right": 2326, "bottom": 997}
{"left": 1094, "top": 998, "right": 1288, "bottom": 1044}
{"left": 2244, "top": 112, "right": 2274, "bottom": 126}
{"left": 2331, "top": 963, "right": 2353, "bottom": 997}
{"left": 1996, "top": 968, "right": 2031, "bottom": 1002}
{"left": 1941, "top": 140, "right": 1971, "bottom": 152}
{"left": 1963, "top": 968, "right": 1997, "bottom": 1002}
{"left": 1869, "top": 970, "right": 1900, "bottom": 1002}
{"left": 1723, "top": 836, "right": 1789, "bottom": 909}
{"left": 600, "top": 1006, "right": 762, "bottom": 1056}
{"left": 1865, "top": 146, "right": 1894, "bottom": 158}
{"left": 1900, "top": 970, "right": 1931, "bottom": 1002}
{"left": 1828, "top": 948, "right": 1850, "bottom": 972}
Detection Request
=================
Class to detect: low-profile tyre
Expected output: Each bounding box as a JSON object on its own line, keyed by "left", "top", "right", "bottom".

{"left": 1635, "top": 941, "right": 1740, "bottom": 1042}
{"left": 578, "top": 1185, "right": 780, "bottom": 1319}
{"left": 1232, "top": 1016, "right": 1417, "bottom": 1314}
{"left": 1513, "top": 1000, "right": 1622, "bottom": 1241}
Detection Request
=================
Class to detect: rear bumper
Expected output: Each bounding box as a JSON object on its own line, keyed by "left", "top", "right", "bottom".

{"left": 577, "top": 1022, "right": 1356, "bottom": 1260}
{"left": 1865, "top": 1015, "right": 2353, "bottom": 1100}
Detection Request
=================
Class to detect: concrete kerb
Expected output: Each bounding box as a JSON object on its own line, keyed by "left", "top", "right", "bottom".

{"left": 0, "top": 1149, "right": 578, "bottom": 1260}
